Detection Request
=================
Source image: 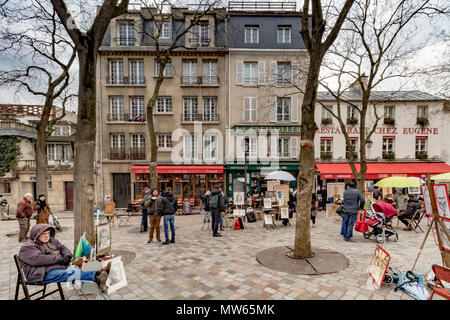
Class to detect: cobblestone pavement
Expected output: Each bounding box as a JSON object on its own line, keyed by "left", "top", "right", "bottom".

{"left": 0, "top": 211, "right": 444, "bottom": 300}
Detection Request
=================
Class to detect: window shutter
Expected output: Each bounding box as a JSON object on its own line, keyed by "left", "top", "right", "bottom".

{"left": 269, "top": 96, "right": 277, "bottom": 122}
{"left": 291, "top": 96, "right": 299, "bottom": 122}
{"left": 253, "top": 97, "right": 258, "bottom": 122}
{"left": 243, "top": 97, "right": 249, "bottom": 122}
{"left": 270, "top": 135, "right": 278, "bottom": 158}
{"left": 269, "top": 61, "right": 277, "bottom": 86}
{"left": 258, "top": 134, "right": 267, "bottom": 159}
{"left": 290, "top": 137, "right": 299, "bottom": 158}
{"left": 291, "top": 61, "right": 299, "bottom": 86}
{"left": 236, "top": 136, "right": 244, "bottom": 159}
{"left": 165, "top": 61, "right": 172, "bottom": 77}
{"left": 258, "top": 61, "right": 265, "bottom": 85}
{"left": 236, "top": 61, "right": 243, "bottom": 85}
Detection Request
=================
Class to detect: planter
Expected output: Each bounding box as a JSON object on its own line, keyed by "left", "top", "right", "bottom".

{"left": 382, "top": 152, "right": 395, "bottom": 160}
{"left": 415, "top": 151, "right": 428, "bottom": 160}
{"left": 384, "top": 118, "right": 395, "bottom": 125}
{"left": 321, "top": 152, "right": 332, "bottom": 160}
{"left": 416, "top": 117, "right": 429, "bottom": 126}
{"left": 347, "top": 118, "right": 358, "bottom": 125}
{"left": 321, "top": 118, "right": 332, "bottom": 125}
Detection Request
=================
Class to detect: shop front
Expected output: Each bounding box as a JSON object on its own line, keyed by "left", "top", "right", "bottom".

{"left": 225, "top": 163, "right": 299, "bottom": 200}
{"left": 131, "top": 165, "right": 225, "bottom": 206}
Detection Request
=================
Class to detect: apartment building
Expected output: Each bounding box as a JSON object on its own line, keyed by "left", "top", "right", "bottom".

{"left": 97, "top": 7, "right": 228, "bottom": 207}
{"left": 0, "top": 105, "right": 77, "bottom": 212}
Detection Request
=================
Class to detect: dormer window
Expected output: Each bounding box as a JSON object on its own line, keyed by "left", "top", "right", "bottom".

{"left": 191, "top": 23, "right": 209, "bottom": 47}
{"left": 118, "top": 22, "right": 135, "bottom": 46}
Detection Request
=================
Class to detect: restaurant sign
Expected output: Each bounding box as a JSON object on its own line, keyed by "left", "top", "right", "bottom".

{"left": 232, "top": 126, "right": 301, "bottom": 134}
{"left": 317, "top": 126, "right": 439, "bottom": 135}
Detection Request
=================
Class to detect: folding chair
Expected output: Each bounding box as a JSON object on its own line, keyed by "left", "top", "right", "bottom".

{"left": 117, "top": 211, "right": 132, "bottom": 226}
{"left": 406, "top": 208, "right": 425, "bottom": 233}
{"left": 14, "top": 255, "right": 65, "bottom": 300}
{"left": 201, "top": 212, "right": 211, "bottom": 231}
{"left": 428, "top": 264, "right": 450, "bottom": 300}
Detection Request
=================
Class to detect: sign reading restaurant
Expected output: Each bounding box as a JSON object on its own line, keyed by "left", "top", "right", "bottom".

{"left": 316, "top": 126, "right": 439, "bottom": 135}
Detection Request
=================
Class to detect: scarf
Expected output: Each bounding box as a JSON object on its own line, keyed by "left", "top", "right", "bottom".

{"left": 37, "top": 199, "right": 46, "bottom": 211}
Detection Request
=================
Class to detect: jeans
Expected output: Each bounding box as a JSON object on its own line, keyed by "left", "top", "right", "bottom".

{"left": 43, "top": 267, "right": 97, "bottom": 283}
{"left": 148, "top": 216, "right": 162, "bottom": 240}
{"left": 342, "top": 212, "right": 357, "bottom": 240}
{"left": 18, "top": 217, "right": 30, "bottom": 242}
{"left": 163, "top": 214, "right": 175, "bottom": 241}
{"left": 219, "top": 215, "right": 223, "bottom": 227}
{"left": 211, "top": 211, "right": 221, "bottom": 235}
{"left": 141, "top": 208, "right": 148, "bottom": 231}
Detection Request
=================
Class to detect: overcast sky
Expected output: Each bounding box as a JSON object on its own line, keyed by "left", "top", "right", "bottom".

{"left": 0, "top": 0, "right": 448, "bottom": 112}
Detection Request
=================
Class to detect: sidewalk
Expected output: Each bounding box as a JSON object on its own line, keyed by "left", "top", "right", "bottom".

{"left": 0, "top": 211, "right": 444, "bottom": 300}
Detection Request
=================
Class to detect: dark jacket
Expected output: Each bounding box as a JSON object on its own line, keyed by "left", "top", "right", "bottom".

{"left": 18, "top": 224, "right": 72, "bottom": 284}
{"left": 209, "top": 189, "right": 226, "bottom": 214}
{"left": 405, "top": 197, "right": 422, "bottom": 218}
{"left": 16, "top": 198, "right": 33, "bottom": 218}
{"left": 33, "top": 200, "right": 52, "bottom": 224}
{"left": 144, "top": 194, "right": 171, "bottom": 216}
{"left": 161, "top": 192, "right": 178, "bottom": 215}
{"left": 343, "top": 187, "right": 365, "bottom": 215}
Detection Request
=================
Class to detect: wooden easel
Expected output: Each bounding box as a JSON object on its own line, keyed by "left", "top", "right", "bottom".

{"left": 233, "top": 205, "right": 246, "bottom": 230}
{"left": 411, "top": 173, "right": 450, "bottom": 271}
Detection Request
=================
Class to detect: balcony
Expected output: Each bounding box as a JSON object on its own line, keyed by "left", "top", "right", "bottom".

{"left": 202, "top": 113, "right": 219, "bottom": 123}
{"left": 113, "top": 37, "right": 136, "bottom": 46}
{"left": 416, "top": 117, "right": 429, "bottom": 126}
{"left": 415, "top": 151, "right": 428, "bottom": 160}
{"left": 108, "top": 147, "right": 146, "bottom": 160}
{"left": 106, "top": 76, "right": 146, "bottom": 86}
{"left": 181, "top": 113, "right": 201, "bottom": 122}
{"left": 130, "top": 147, "right": 146, "bottom": 160}
{"left": 384, "top": 117, "right": 395, "bottom": 125}
{"left": 180, "top": 76, "right": 219, "bottom": 87}
{"left": 107, "top": 113, "right": 146, "bottom": 122}
{"left": 321, "top": 118, "right": 332, "bottom": 125}
{"left": 0, "top": 121, "right": 37, "bottom": 139}
{"left": 190, "top": 37, "right": 210, "bottom": 47}
{"left": 382, "top": 151, "right": 395, "bottom": 160}
{"left": 19, "top": 159, "right": 74, "bottom": 170}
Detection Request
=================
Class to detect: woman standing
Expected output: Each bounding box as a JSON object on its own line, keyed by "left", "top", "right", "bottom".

{"left": 33, "top": 194, "right": 52, "bottom": 224}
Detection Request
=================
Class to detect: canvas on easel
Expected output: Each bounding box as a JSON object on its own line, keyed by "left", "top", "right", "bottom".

{"left": 280, "top": 207, "right": 289, "bottom": 219}
{"left": 368, "top": 244, "right": 391, "bottom": 289}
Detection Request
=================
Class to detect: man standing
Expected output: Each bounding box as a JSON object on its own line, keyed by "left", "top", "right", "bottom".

{"left": 140, "top": 187, "right": 151, "bottom": 233}
{"left": 342, "top": 182, "right": 365, "bottom": 241}
{"left": 161, "top": 187, "right": 178, "bottom": 245}
{"left": 209, "top": 185, "right": 226, "bottom": 237}
{"left": 320, "top": 186, "right": 328, "bottom": 210}
{"left": 16, "top": 193, "right": 33, "bottom": 242}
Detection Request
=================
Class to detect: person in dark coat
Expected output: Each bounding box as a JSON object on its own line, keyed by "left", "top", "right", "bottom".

{"left": 144, "top": 188, "right": 170, "bottom": 243}
{"left": 311, "top": 193, "right": 318, "bottom": 226}
{"left": 320, "top": 186, "right": 328, "bottom": 210}
{"left": 209, "top": 185, "right": 226, "bottom": 237}
{"left": 16, "top": 193, "right": 33, "bottom": 242}
{"left": 140, "top": 187, "right": 151, "bottom": 233}
{"left": 161, "top": 187, "right": 178, "bottom": 244}
{"left": 33, "top": 194, "right": 52, "bottom": 224}
{"left": 18, "top": 224, "right": 111, "bottom": 292}
{"left": 373, "top": 186, "right": 382, "bottom": 201}
{"left": 399, "top": 194, "right": 422, "bottom": 230}
{"left": 342, "top": 182, "right": 365, "bottom": 241}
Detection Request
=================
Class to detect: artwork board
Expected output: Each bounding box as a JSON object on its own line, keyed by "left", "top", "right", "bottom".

{"left": 275, "top": 184, "right": 289, "bottom": 201}
{"left": 326, "top": 183, "right": 345, "bottom": 199}
{"left": 264, "top": 214, "right": 273, "bottom": 225}
{"left": 421, "top": 186, "right": 433, "bottom": 217}
{"left": 267, "top": 180, "right": 280, "bottom": 191}
{"left": 96, "top": 223, "right": 111, "bottom": 256}
{"left": 280, "top": 207, "right": 289, "bottom": 219}
{"left": 102, "top": 256, "right": 127, "bottom": 294}
{"left": 233, "top": 209, "right": 245, "bottom": 216}
{"left": 263, "top": 198, "right": 272, "bottom": 209}
{"left": 233, "top": 192, "right": 245, "bottom": 206}
{"left": 368, "top": 245, "right": 391, "bottom": 289}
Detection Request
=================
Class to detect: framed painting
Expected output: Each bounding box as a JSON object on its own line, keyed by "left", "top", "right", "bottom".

{"left": 96, "top": 223, "right": 111, "bottom": 257}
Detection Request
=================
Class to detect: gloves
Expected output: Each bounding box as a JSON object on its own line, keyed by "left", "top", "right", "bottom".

{"left": 61, "top": 255, "right": 71, "bottom": 266}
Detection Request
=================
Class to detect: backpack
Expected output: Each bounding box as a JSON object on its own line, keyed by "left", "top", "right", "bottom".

{"left": 246, "top": 211, "right": 256, "bottom": 223}
{"left": 208, "top": 193, "right": 220, "bottom": 209}
{"left": 0, "top": 199, "right": 7, "bottom": 207}
{"left": 233, "top": 219, "right": 241, "bottom": 230}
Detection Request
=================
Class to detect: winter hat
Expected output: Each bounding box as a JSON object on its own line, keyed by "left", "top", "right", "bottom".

{"left": 150, "top": 187, "right": 158, "bottom": 194}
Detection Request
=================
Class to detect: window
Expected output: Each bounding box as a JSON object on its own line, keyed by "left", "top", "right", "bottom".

{"left": 243, "top": 62, "right": 257, "bottom": 85}
{"left": 277, "top": 62, "right": 291, "bottom": 87}
{"left": 278, "top": 138, "right": 290, "bottom": 158}
{"left": 183, "top": 134, "right": 198, "bottom": 159}
{"left": 182, "top": 97, "right": 198, "bottom": 121}
{"left": 131, "top": 134, "right": 145, "bottom": 149}
{"left": 321, "top": 106, "right": 333, "bottom": 124}
{"left": 248, "top": 137, "right": 257, "bottom": 159}
{"left": 63, "top": 145, "right": 72, "bottom": 161}
{"left": 244, "top": 26, "right": 259, "bottom": 44}
{"left": 203, "top": 97, "right": 218, "bottom": 122}
{"left": 417, "top": 105, "right": 428, "bottom": 119}
{"left": 118, "top": 22, "right": 135, "bottom": 45}
{"left": 243, "top": 97, "right": 258, "bottom": 122}
{"left": 415, "top": 137, "right": 427, "bottom": 159}
{"left": 111, "top": 134, "right": 125, "bottom": 148}
{"left": 157, "top": 134, "right": 172, "bottom": 149}
{"left": 320, "top": 138, "right": 333, "bottom": 159}
{"left": 130, "top": 97, "right": 145, "bottom": 121}
{"left": 109, "top": 60, "right": 124, "bottom": 84}
{"left": 182, "top": 60, "right": 197, "bottom": 84}
{"left": 346, "top": 138, "right": 358, "bottom": 159}
{"left": 277, "top": 26, "right": 291, "bottom": 43}
{"left": 62, "top": 126, "right": 70, "bottom": 136}
{"left": 384, "top": 105, "right": 395, "bottom": 119}
{"left": 204, "top": 134, "right": 217, "bottom": 160}
{"left": 382, "top": 137, "right": 395, "bottom": 158}
{"left": 347, "top": 105, "right": 357, "bottom": 119}
{"left": 159, "top": 21, "right": 171, "bottom": 39}
{"left": 155, "top": 60, "right": 172, "bottom": 77}
{"left": 130, "top": 60, "right": 144, "bottom": 84}
{"left": 109, "top": 96, "right": 124, "bottom": 121}
{"left": 47, "top": 144, "right": 68, "bottom": 161}
{"left": 191, "top": 23, "right": 209, "bottom": 46}
{"left": 277, "top": 97, "right": 290, "bottom": 121}
{"left": 47, "top": 144, "right": 56, "bottom": 160}
{"left": 203, "top": 60, "right": 218, "bottom": 84}
{"left": 1, "top": 181, "right": 11, "bottom": 193}
{"left": 52, "top": 126, "right": 62, "bottom": 136}
{"left": 155, "top": 97, "right": 172, "bottom": 113}
{"left": 47, "top": 180, "right": 52, "bottom": 189}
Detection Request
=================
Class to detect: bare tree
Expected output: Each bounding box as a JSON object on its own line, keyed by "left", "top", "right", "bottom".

{"left": 0, "top": 1, "right": 76, "bottom": 199}
{"left": 50, "top": 0, "right": 129, "bottom": 246}
{"left": 136, "top": 0, "right": 223, "bottom": 188}
{"left": 318, "top": 0, "right": 445, "bottom": 192}
{"left": 288, "top": 0, "right": 356, "bottom": 259}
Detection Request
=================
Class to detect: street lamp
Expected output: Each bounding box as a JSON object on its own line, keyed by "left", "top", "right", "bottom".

{"left": 243, "top": 137, "right": 249, "bottom": 210}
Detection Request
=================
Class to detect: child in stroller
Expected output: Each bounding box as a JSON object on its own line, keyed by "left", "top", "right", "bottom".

{"left": 363, "top": 201, "right": 399, "bottom": 244}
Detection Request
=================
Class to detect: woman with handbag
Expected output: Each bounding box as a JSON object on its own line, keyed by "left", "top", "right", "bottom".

{"left": 33, "top": 194, "right": 52, "bottom": 224}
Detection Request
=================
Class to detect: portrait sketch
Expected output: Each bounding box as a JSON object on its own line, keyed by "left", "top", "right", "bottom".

{"left": 233, "top": 192, "right": 244, "bottom": 206}
{"left": 102, "top": 256, "right": 127, "bottom": 294}
{"left": 96, "top": 223, "right": 111, "bottom": 256}
{"left": 280, "top": 207, "right": 289, "bottom": 219}
{"left": 263, "top": 198, "right": 272, "bottom": 209}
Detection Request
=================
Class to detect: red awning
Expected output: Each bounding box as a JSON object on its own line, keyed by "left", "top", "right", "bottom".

{"left": 131, "top": 165, "right": 224, "bottom": 174}
{"left": 316, "top": 162, "right": 450, "bottom": 179}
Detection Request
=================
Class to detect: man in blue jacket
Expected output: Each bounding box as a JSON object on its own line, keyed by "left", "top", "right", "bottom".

{"left": 342, "top": 182, "right": 365, "bottom": 241}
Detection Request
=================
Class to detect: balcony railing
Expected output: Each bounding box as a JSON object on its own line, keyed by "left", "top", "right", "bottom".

{"left": 228, "top": 1, "right": 297, "bottom": 12}
{"left": 347, "top": 118, "right": 358, "bottom": 125}
{"left": 113, "top": 37, "right": 136, "bottom": 46}
{"left": 107, "top": 113, "right": 146, "bottom": 122}
{"left": 106, "top": 76, "right": 145, "bottom": 86}
{"left": 243, "top": 77, "right": 258, "bottom": 86}
{"left": 181, "top": 76, "right": 201, "bottom": 85}
{"left": 181, "top": 113, "right": 201, "bottom": 122}
{"left": 181, "top": 76, "right": 219, "bottom": 86}
{"left": 384, "top": 117, "right": 395, "bottom": 125}
{"left": 108, "top": 147, "right": 146, "bottom": 160}
{"left": 202, "top": 76, "right": 219, "bottom": 85}
{"left": 190, "top": 37, "right": 210, "bottom": 47}
{"left": 416, "top": 117, "right": 429, "bottom": 126}
{"left": 0, "top": 121, "right": 37, "bottom": 139}
{"left": 130, "top": 147, "right": 146, "bottom": 160}
{"left": 202, "top": 113, "right": 219, "bottom": 122}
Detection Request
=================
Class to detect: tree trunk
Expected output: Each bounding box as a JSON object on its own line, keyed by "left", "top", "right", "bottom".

{"left": 35, "top": 125, "right": 48, "bottom": 199}
{"left": 293, "top": 56, "right": 321, "bottom": 259}
{"left": 73, "top": 46, "right": 97, "bottom": 247}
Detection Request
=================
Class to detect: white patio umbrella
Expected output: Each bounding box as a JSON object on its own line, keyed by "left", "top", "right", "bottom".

{"left": 264, "top": 170, "right": 296, "bottom": 181}
{"left": 409, "top": 177, "right": 425, "bottom": 184}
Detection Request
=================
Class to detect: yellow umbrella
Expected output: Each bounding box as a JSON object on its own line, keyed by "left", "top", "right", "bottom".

{"left": 430, "top": 172, "right": 450, "bottom": 181}
{"left": 374, "top": 176, "right": 420, "bottom": 188}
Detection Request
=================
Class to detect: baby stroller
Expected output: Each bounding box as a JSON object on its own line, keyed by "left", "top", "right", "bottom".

{"left": 363, "top": 201, "right": 399, "bottom": 244}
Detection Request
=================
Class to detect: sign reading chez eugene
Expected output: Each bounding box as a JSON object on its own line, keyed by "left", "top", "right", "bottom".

{"left": 316, "top": 126, "right": 439, "bottom": 135}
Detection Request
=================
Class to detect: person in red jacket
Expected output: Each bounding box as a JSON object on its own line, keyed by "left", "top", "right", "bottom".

{"left": 16, "top": 193, "right": 33, "bottom": 242}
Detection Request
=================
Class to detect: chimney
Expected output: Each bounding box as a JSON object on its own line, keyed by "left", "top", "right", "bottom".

{"left": 349, "top": 73, "right": 368, "bottom": 93}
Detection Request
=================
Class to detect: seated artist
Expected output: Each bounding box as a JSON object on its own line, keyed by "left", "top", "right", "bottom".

{"left": 18, "top": 224, "right": 111, "bottom": 292}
